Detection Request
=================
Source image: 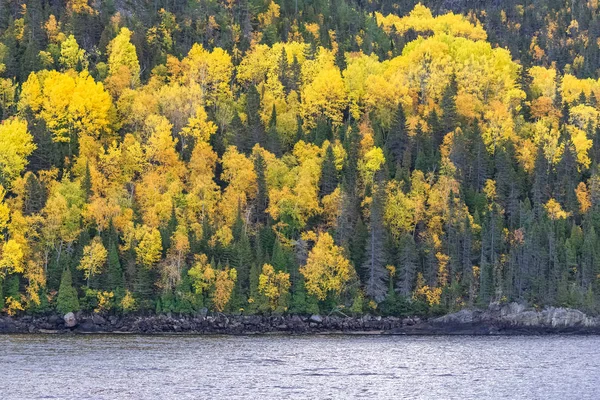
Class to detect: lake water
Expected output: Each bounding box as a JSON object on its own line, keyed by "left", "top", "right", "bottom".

{"left": 1, "top": 334, "right": 598, "bottom": 399}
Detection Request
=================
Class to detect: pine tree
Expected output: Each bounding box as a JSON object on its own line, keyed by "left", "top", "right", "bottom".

{"left": 56, "top": 267, "right": 80, "bottom": 315}
{"left": 23, "top": 172, "right": 46, "bottom": 215}
{"left": 441, "top": 75, "right": 458, "bottom": 135}
{"left": 320, "top": 144, "right": 338, "bottom": 197}
{"left": 266, "top": 105, "right": 282, "bottom": 156}
{"left": 362, "top": 179, "right": 388, "bottom": 302}
{"left": 246, "top": 84, "right": 265, "bottom": 147}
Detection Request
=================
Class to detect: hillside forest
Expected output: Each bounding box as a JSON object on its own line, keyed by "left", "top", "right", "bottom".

{"left": 2, "top": 0, "right": 600, "bottom": 317}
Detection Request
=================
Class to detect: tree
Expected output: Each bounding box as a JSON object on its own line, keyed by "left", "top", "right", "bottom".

{"left": 106, "top": 27, "right": 140, "bottom": 94}
{"left": 258, "top": 263, "right": 291, "bottom": 312}
{"left": 56, "top": 267, "right": 80, "bottom": 315}
{"left": 0, "top": 118, "right": 36, "bottom": 188}
{"left": 362, "top": 181, "right": 388, "bottom": 303}
{"left": 78, "top": 236, "right": 108, "bottom": 286}
{"left": 320, "top": 144, "right": 338, "bottom": 197}
{"left": 300, "top": 232, "right": 354, "bottom": 300}
{"left": 59, "top": 35, "right": 87, "bottom": 71}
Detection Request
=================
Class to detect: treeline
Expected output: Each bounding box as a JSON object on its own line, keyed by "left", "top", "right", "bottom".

{"left": 1, "top": 1, "right": 600, "bottom": 317}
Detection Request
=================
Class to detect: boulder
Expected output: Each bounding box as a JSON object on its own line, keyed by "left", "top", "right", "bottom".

{"left": 91, "top": 314, "right": 106, "bottom": 325}
{"left": 310, "top": 314, "right": 323, "bottom": 324}
{"left": 64, "top": 312, "right": 77, "bottom": 328}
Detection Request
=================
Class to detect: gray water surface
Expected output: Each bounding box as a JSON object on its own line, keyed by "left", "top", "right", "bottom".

{"left": 1, "top": 334, "right": 598, "bottom": 399}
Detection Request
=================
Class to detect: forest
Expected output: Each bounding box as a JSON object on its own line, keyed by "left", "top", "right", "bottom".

{"left": 1, "top": 0, "right": 600, "bottom": 317}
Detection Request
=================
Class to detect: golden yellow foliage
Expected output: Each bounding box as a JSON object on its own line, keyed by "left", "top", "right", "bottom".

{"left": 258, "top": 264, "right": 291, "bottom": 311}
{"left": 544, "top": 198, "right": 570, "bottom": 220}
{"left": 300, "top": 232, "right": 354, "bottom": 300}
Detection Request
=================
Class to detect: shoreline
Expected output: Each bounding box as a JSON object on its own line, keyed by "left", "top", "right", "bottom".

{"left": 2, "top": 302, "right": 600, "bottom": 335}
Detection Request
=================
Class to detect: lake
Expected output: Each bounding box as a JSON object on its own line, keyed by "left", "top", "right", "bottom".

{"left": 1, "top": 334, "right": 598, "bottom": 399}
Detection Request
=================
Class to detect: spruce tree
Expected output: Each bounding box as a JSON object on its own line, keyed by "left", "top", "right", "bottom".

{"left": 362, "top": 179, "right": 388, "bottom": 302}
{"left": 320, "top": 144, "right": 338, "bottom": 197}
{"left": 56, "top": 268, "right": 80, "bottom": 315}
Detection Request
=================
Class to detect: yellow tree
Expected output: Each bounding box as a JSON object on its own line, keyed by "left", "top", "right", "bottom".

{"left": 301, "top": 48, "right": 347, "bottom": 128}
{"left": 220, "top": 146, "right": 257, "bottom": 227}
{"left": 106, "top": 27, "right": 141, "bottom": 95}
{"left": 258, "top": 263, "right": 291, "bottom": 312}
{"left": 213, "top": 268, "right": 237, "bottom": 312}
{"left": 59, "top": 35, "right": 88, "bottom": 71}
{"left": 300, "top": 232, "right": 354, "bottom": 300}
{"left": 0, "top": 118, "right": 36, "bottom": 188}
{"left": 78, "top": 236, "right": 108, "bottom": 286}
{"left": 135, "top": 226, "right": 162, "bottom": 268}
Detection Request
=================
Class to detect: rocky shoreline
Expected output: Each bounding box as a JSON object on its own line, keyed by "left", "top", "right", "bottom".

{"left": 2, "top": 303, "right": 600, "bottom": 335}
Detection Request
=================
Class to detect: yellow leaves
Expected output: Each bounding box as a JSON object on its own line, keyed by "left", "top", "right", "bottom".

{"left": 59, "top": 35, "right": 87, "bottom": 71}
{"left": 321, "top": 187, "right": 342, "bottom": 228}
{"left": 44, "top": 15, "right": 62, "bottom": 43}
{"left": 135, "top": 226, "right": 162, "bottom": 268}
{"left": 107, "top": 28, "right": 140, "bottom": 90}
{"left": 569, "top": 104, "right": 599, "bottom": 130}
{"left": 568, "top": 125, "right": 593, "bottom": 169}
{"left": 257, "top": 1, "right": 280, "bottom": 27}
{"left": 188, "top": 254, "right": 237, "bottom": 312}
{"left": 19, "top": 70, "right": 113, "bottom": 143}
{"left": 375, "top": 4, "right": 487, "bottom": 40}
{"left": 343, "top": 52, "right": 385, "bottom": 120}
{"left": 301, "top": 49, "right": 347, "bottom": 128}
{"left": 413, "top": 272, "right": 442, "bottom": 306}
{"left": 258, "top": 263, "right": 291, "bottom": 311}
{"left": 213, "top": 268, "right": 237, "bottom": 312}
{"left": 0, "top": 118, "right": 36, "bottom": 187}
{"left": 120, "top": 290, "right": 137, "bottom": 312}
{"left": 529, "top": 66, "right": 557, "bottom": 99}
{"left": 144, "top": 115, "right": 184, "bottom": 174}
{"left": 483, "top": 179, "right": 497, "bottom": 201}
{"left": 188, "top": 254, "right": 215, "bottom": 294}
{"left": 576, "top": 182, "right": 592, "bottom": 214}
{"left": 220, "top": 146, "right": 257, "bottom": 225}
{"left": 95, "top": 291, "right": 114, "bottom": 313}
{"left": 267, "top": 141, "right": 323, "bottom": 231}
{"left": 560, "top": 74, "right": 598, "bottom": 105}
{"left": 436, "top": 252, "right": 450, "bottom": 287}
{"left": 384, "top": 181, "right": 416, "bottom": 238}
{"left": 358, "top": 146, "right": 385, "bottom": 184}
{"left": 77, "top": 236, "right": 107, "bottom": 281}
{"left": 300, "top": 232, "right": 354, "bottom": 300}
{"left": 181, "top": 106, "right": 217, "bottom": 144}
{"left": 0, "top": 186, "right": 9, "bottom": 235}
{"left": 4, "top": 296, "right": 24, "bottom": 316}
{"left": 104, "top": 28, "right": 138, "bottom": 97}
{"left": 179, "top": 44, "right": 233, "bottom": 105}
{"left": 482, "top": 100, "right": 515, "bottom": 153}
{"left": 544, "top": 198, "right": 570, "bottom": 220}
{"left": 0, "top": 239, "right": 25, "bottom": 277}
{"left": 67, "top": 0, "right": 96, "bottom": 15}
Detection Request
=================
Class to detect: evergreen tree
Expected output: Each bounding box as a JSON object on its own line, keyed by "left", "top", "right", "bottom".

{"left": 362, "top": 179, "right": 388, "bottom": 302}
{"left": 56, "top": 267, "right": 80, "bottom": 315}
{"left": 320, "top": 144, "right": 338, "bottom": 197}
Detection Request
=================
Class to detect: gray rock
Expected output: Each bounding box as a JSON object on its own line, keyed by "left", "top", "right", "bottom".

{"left": 310, "top": 314, "right": 323, "bottom": 323}
{"left": 64, "top": 312, "right": 77, "bottom": 328}
{"left": 91, "top": 314, "right": 106, "bottom": 325}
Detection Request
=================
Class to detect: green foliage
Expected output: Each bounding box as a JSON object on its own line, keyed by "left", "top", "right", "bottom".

{"left": 56, "top": 268, "right": 80, "bottom": 315}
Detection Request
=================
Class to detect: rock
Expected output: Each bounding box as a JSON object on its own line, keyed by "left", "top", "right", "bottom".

{"left": 92, "top": 314, "right": 106, "bottom": 325}
{"left": 64, "top": 312, "right": 77, "bottom": 328}
{"left": 48, "top": 315, "right": 60, "bottom": 325}
{"left": 434, "top": 309, "right": 476, "bottom": 325}
{"left": 78, "top": 320, "right": 100, "bottom": 332}
{"left": 310, "top": 314, "right": 323, "bottom": 324}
